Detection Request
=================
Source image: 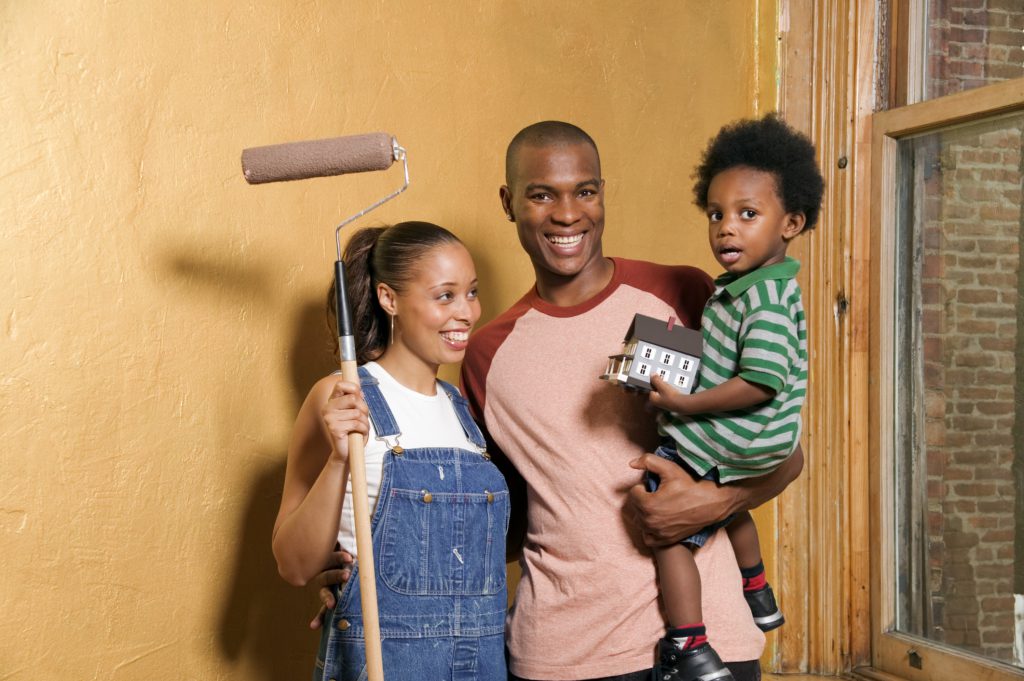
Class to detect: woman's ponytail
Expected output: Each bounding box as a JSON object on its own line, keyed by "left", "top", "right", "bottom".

{"left": 327, "top": 221, "right": 461, "bottom": 364}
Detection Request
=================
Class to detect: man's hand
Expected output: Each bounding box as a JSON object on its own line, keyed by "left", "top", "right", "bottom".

{"left": 627, "top": 454, "right": 739, "bottom": 546}
{"left": 308, "top": 549, "right": 353, "bottom": 630}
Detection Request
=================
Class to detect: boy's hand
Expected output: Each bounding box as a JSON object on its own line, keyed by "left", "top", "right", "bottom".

{"left": 648, "top": 374, "right": 693, "bottom": 415}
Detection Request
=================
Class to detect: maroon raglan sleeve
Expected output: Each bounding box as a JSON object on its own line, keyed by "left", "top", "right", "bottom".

{"left": 614, "top": 258, "right": 713, "bottom": 327}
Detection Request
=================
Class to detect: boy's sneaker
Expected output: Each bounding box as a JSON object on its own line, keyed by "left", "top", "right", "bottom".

{"left": 655, "top": 636, "right": 735, "bottom": 681}
{"left": 744, "top": 584, "right": 785, "bottom": 632}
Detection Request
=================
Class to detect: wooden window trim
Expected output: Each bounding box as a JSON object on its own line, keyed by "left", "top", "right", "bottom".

{"left": 770, "top": 0, "right": 877, "bottom": 673}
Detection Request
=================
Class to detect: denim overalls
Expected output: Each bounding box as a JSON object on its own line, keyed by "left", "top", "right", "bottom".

{"left": 314, "top": 367, "right": 509, "bottom": 681}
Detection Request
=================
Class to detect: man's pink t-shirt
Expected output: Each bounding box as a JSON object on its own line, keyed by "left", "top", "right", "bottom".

{"left": 461, "top": 258, "right": 765, "bottom": 680}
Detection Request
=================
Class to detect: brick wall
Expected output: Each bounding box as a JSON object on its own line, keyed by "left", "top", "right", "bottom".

{"left": 927, "top": 0, "right": 1024, "bottom": 99}
{"left": 919, "top": 121, "right": 1022, "bottom": 661}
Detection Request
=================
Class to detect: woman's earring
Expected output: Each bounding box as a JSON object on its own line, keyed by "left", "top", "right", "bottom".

{"left": 506, "top": 213, "right": 514, "bottom": 222}
{"left": 389, "top": 314, "right": 395, "bottom": 344}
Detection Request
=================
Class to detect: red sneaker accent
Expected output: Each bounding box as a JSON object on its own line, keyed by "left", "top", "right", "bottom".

{"left": 668, "top": 623, "right": 708, "bottom": 651}
{"left": 743, "top": 571, "right": 767, "bottom": 592}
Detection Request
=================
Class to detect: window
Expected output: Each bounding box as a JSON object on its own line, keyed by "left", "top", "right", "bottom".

{"left": 661, "top": 351, "right": 675, "bottom": 365}
{"left": 637, "top": 363, "right": 650, "bottom": 377}
{"left": 896, "top": 112, "right": 1023, "bottom": 664}
{"left": 675, "top": 375, "right": 689, "bottom": 389}
{"left": 893, "top": 0, "right": 1024, "bottom": 107}
{"left": 871, "top": 77, "right": 1024, "bottom": 681}
{"left": 923, "top": 2, "right": 1023, "bottom": 102}
{"left": 641, "top": 345, "right": 654, "bottom": 360}
{"left": 655, "top": 367, "right": 670, "bottom": 381}
{"left": 681, "top": 358, "right": 692, "bottom": 371}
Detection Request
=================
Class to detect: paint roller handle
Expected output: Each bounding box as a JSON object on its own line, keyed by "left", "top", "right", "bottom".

{"left": 241, "top": 132, "right": 397, "bottom": 184}
{"left": 331, "top": 260, "right": 385, "bottom": 681}
{"left": 334, "top": 261, "right": 354, "bottom": 342}
{"left": 334, "top": 276, "right": 386, "bottom": 680}
{"left": 340, "top": 359, "right": 385, "bottom": 681}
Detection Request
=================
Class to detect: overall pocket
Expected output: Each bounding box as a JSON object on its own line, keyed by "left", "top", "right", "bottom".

{"left": 377, "top": 487, "right": 509, "bottom": 596}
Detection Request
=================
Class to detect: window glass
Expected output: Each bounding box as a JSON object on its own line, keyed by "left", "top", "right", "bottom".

{"left": 924, "top": 2, "right": 1024, "bottom": 101}
{"left": 893, "top": 112, "right": 1024, "bottom": 668}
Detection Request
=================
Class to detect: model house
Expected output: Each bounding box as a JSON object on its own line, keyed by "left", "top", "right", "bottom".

{"left": 601, "top": 313, "right": 702, "bottom": 393}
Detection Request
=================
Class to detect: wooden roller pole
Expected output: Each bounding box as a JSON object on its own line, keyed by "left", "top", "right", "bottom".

{"left": 334, "top": 257, "right": 385, "bottom": 681}
{"left": 340, "top": 356, "right": 385, "bottom": 681}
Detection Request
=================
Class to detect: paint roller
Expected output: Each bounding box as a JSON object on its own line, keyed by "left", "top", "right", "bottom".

{"left": 243, "top": 131, "right": 410, "bottom": 681}
{"left": 241, "top": 132, "right": 397, "bottom": 184}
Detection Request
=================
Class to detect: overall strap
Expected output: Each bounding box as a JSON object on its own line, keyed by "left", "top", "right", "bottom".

{"left": 356, "top": 366, "right": 402, "bottom": 441}
{"left": 436, "top": 379, "right": 487, "bottom": 450}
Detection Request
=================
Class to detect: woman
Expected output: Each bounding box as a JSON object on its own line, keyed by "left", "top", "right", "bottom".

{"left": 272, "top": 221, "right": 509, "bottom": 681}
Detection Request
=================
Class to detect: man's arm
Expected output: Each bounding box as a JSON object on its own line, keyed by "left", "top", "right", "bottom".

{"left": 465, "top": 403, "right": 527, "bottom": 561}
{"left": 459, "top": 352, "right": 527, "bottom": 560}
{"left": 489, "top": 438, "right": 527, "bottom": 560}
{"left": 627, "top": 444, "right": 804, "bottom": 546}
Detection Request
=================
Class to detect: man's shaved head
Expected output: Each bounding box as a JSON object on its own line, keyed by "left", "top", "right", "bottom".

{"left": 505, "top": 121, "right": 601, "bottom": 187}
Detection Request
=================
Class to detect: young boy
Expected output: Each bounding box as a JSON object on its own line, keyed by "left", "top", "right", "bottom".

{"left": 646, "top": 114, "right": 824, "bottom": 681}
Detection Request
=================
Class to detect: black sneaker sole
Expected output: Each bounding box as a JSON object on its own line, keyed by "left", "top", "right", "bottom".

{"left": 752, "top": 610, "right": 785, "bottom": 632}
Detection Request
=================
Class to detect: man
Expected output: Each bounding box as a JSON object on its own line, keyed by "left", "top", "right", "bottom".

{"left": 459, "top": 121, "right": 803, "bottom": 681}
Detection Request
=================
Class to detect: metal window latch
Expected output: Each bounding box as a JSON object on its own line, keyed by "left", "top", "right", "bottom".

{"left": 908, "top": 648, "right": 923, "bottom": 669}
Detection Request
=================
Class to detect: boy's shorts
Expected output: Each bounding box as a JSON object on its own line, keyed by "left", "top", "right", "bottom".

{"left": 646, "top": 441, "right": 736, "bottom": 548}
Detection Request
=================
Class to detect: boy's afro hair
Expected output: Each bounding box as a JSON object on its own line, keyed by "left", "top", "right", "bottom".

{"left": 693, "top": 113, "right": 825, "bottom": 230}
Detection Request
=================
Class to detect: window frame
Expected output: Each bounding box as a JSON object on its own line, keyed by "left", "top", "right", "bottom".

{"left": 867, "top": 76, "right": 1024, "bottom": 681}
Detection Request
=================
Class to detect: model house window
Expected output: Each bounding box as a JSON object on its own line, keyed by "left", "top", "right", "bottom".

{"left": 660, "top": 351, "right": 674, "bottom": 365}
{"left": 680, "top": 358, "right": 692, "bottom": 371}
{"left": 675, "top": 375, "right": 689, "bottom": 389}
{"left": 637, "top": 363, "right": 650, "bottom": 377}
{"left": 641, "top": 345, "right": 654, "bottom": 360}
{"left": 655, "top": 367, "right": 669, "bottom": 380}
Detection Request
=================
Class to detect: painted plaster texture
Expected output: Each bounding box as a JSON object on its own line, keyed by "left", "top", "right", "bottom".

{"left": 0, "top": 1, "right": 778, "bottom": 678}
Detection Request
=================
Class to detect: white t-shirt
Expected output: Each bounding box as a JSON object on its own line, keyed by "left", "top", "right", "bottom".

{"left": 336, "top": 361, "right": 479, "bottom": 557}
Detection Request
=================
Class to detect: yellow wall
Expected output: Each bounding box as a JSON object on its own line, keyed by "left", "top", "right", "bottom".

{"left": 0, "top": 2, "right": 778, "bottom": 678}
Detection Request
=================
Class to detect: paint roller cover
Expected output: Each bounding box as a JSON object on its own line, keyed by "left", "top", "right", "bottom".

{"left": 241, "top": 132, "right": 395, "bottom": 184}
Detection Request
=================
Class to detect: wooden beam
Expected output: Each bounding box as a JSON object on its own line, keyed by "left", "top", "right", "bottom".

{"left": 775, "top": 0, "right": 878, "bottom": 673}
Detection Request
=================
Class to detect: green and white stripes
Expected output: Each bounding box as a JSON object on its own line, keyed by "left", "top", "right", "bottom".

{"left": 659, "top": 258, "right": 806, "bottom": 483}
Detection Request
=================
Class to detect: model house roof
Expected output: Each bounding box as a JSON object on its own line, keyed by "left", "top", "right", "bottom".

{"left": 625, "top": 313, "right": 702, "bottom": 356}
